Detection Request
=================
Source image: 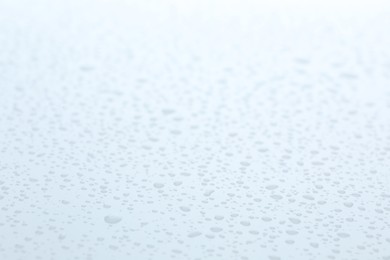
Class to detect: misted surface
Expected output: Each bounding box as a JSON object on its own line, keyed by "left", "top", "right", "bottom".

{"left": 0, "top": 0, "right": 390, "bottom": 259}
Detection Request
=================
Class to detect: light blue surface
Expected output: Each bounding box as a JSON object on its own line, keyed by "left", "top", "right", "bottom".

{"left": 0, "top": 0, "right": 390, "bottom": 259}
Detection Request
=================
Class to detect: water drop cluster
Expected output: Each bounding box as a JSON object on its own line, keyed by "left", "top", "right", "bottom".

{"left": 0, "top": 0, "right": 390, "bottom": 259}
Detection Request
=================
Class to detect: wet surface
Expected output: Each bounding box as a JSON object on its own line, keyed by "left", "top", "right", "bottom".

{"left": 0, "top": 0, "right": 390, "bottom": 259}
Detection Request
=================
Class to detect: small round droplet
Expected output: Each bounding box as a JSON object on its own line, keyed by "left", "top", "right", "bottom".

{"left": 179, "top": 206, "right": 190, "bottom": 212}
{"left": 104, "top": 215, "right": 122, "bottom": 224}
{"left": 188, "top": 231, "right": 202, "bottom": 238}
{"left": 153, "top": 183, "right": 164, "bottom": 189}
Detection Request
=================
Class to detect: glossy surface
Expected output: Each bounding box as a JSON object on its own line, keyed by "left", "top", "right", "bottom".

{"left": 1, "top": 0, "right": 390, "bottom": 259}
